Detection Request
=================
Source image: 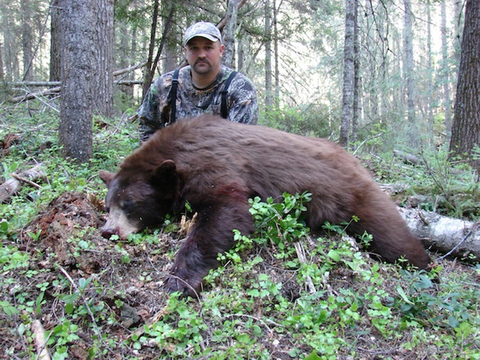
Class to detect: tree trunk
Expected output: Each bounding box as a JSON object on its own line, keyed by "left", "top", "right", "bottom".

{"left": 453, "top": 0, "right": 462, "bottom": 67}
{"left": 0, "top": 41, "right": 4, "bottom": 82}
{"left": 49, "top": 0, "right": 63, "bottom": 82}
{"left": 264, "top": 0, "right": 273, "bottom": 109}
{"left": 403, "top": 0, "right": 417, "bottom": 148}
{"left": 237, "top": 28, "right": 245, "bottom": 72}
{"left": 351, "top": 0, "right": 359, "bottom": 145}
{"left": 426, "top": 0, "right": 434, "bottom": 146}
{"left": 441, "top": 0, "right": 451, "bottom": 139}
{"left": 223, "top": 0, "right": 238, "bottom": 69}
{"left": 142, "top": 0, "right": 173, "bottom": 98}
{"left": 340, "top": 0, "right": 355, "bottom": 147}
{"left": 59, "top": 0, "right": 95, "bottom": 164}
{"left": 21, "top": 0, "right": 34, "bottom": 81}
{"left": 142, "top": 0, "right": 160, "bottom": 98}
{"left": 117, "top": 21, "right": 134, "bottom": 98}
{"left": 273, "top": 0, "right": 280, "bottom": 104}
{"left": 92, "top": 0, "right": 114, "bottom": 118}
{"left": 363, "top": 0, "right": 379, "bottom": 126}
{"left": 162, "top": 0, "right": 178, "bottom": 73}
{"left": 1, "top": 2, "right": 17, "bottom": 81}
{"left": 449, "top": 0, "right": 480, "bottom": 169}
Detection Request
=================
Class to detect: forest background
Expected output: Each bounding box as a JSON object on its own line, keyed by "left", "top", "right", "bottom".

{"left": 2, "top": 0, "right": 478, "bottom": 161}
{"left": 1, "top": 0, "right": 480, "bottom": 359}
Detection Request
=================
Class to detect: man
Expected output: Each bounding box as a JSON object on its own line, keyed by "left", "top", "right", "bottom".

{"left": 138, "top": 21, "right": 258, "bottom": 143}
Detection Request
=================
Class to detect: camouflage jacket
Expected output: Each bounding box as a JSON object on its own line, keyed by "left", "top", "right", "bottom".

{"left": 138, "top": 65, "right": 258, "bottom": 142}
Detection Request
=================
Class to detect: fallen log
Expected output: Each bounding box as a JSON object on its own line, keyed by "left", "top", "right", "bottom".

{"left": 399, "top": 207, "right": 480, "bottom": 262}
{"left": 393, "top": 149, "right": 423, "bottom": 165}
{"left": 0, "top": 163, "right": 45, "bottom": 203}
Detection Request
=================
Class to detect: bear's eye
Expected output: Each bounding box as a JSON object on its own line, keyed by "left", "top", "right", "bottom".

{"left": 119, "top": 199, "right": 135, "bottom": 212}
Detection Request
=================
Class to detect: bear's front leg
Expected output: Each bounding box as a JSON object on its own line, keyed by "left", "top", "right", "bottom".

{"left": 164, "top": 201, "right": 253, "bottom": 297}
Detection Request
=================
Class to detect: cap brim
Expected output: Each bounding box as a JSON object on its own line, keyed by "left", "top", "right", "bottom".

{"left": 184, "top": 34, "right": 220, "bottom": 46}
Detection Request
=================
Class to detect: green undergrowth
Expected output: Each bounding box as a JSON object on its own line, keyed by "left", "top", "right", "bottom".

{"left": 1, "top": 107, "right": 480, "bottom": 359}
{"left": 361, "top": 145, "right": 480, "bottom": 221}
{"left": 129, "top": 193, "right": 480, "bottom": 359}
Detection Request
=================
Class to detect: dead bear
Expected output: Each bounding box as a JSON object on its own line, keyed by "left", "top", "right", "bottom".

{"left": 99, "top": 115, "right": 431, "bottom": 296}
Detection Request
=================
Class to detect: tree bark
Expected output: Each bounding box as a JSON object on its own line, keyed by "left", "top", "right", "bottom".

{"left": 340, "top": 0, "right": 355, "bottom": 147}
{"left": 273, "top": 0, "right": 280, "bottom": 105}
{"left": 223, "top": 0, "right": 238, "bottom": 69}
{"left": 264, "top": 0, "right": 273, "bottom": 109}
{"left": 142, "top": 0, "right": 174, "bottom": 98}
{"left": 352, "top": 0, "right": 359, "bottom": 145}
{"left": 0, "top": 40, "right": 4, "bottom": 82}
{"left": 92, "top": 0, "right": 114, "bottom": 118}
{"left": 449, "top": 0, "right": 480, "bottom": 169}
{"left": 426, "top": 0, "right": 434, "bottom": 146}
{"left": 21, "top": 0, "right": 34, "bottom": 81}
{"left": 50, "top": 0, "right": 63, "bottom": 82}
{"left": 403, "top": 0, "right": 417, "bottom": 147}
{"left": 162, "top": 0, "right": 178, "bottom": 73}
{"left": 59, "top": 0, "right": 95, "bottom": 163}
{"left": 142, "top": 0, "right": 160, "bottom": 98}
{"left": 441, "top": 0, "right": 452, "bottom": 139}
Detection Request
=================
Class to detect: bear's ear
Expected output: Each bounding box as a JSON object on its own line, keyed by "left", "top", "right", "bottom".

{"left": 99, "top": 170, "right": 116, "bottom": 187}
{"left": 151, "top": 160, "right": 177, "bottom": 187}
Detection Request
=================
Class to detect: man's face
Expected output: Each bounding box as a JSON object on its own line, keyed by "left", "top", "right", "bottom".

{"left": 185, "top": 37, "right": 224, "bottom": 76}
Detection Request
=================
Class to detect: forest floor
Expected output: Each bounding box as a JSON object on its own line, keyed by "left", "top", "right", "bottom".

{"left": 1, "top": 106, "right": 479, "bottom": 359}
{"left": 1, "top": 190, "right": 479, "bottom": 359}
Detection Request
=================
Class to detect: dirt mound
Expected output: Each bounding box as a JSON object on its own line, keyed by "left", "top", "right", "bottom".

{"left": 20, "top": 192, "right": 105, "bottom": 267}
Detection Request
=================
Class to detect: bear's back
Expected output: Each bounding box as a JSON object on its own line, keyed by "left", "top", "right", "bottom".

{"left": 136, "top": 116, "right": 374, "bottom": 222}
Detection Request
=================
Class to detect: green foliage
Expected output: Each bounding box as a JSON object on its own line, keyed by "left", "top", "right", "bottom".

{"left": 248, "top": 191, "right": 311, "bottom": 252}
{"left": 1, "top": 104, "right": 480, "bottom": 359}
{"left": 261, "top": 103, "right": 338, "bottom": 138}
{"left": 359, "top": 145, "right": 480, "bottom": 220}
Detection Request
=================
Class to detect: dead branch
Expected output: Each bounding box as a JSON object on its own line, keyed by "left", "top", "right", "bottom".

{"left": 9, "top": 86, "right": 61, "bottom": 103}
{"left": 8, "top": 62, "right": 147, "bottom": 103}
{"left": 0, "top": 163, "right": 45, "bottom": 203}
{"left": 113, "top": 61, "right": 147, "bottom": 77}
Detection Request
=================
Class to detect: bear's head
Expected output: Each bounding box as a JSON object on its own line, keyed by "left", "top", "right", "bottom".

{"left": 99, "top": 160, "right": 179, "bottom": 239}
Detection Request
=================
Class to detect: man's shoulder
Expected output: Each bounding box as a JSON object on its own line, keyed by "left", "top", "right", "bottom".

{"left": 222, "top": 67, "right": 256, "bottom": 92}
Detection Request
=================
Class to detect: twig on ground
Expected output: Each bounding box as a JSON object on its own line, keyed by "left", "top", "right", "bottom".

{"left": 294, "top": 241, "right": 316, "bottom": 293}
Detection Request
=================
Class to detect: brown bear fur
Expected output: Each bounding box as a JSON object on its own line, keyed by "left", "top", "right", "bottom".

{"left": 100, "top": 115, "right": 431, "bottom": 296}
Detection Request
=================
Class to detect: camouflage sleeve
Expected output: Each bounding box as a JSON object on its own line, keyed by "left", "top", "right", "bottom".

{"left": 226, "top": 73, "right": 258, "bottom": 125}
{"left": 137, "top": 73, "right": 173, "bottom": 143}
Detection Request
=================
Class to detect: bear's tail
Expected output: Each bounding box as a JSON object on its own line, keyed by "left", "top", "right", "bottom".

{"left": 349, "top": 185, "right": 431, "bottom": 270}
